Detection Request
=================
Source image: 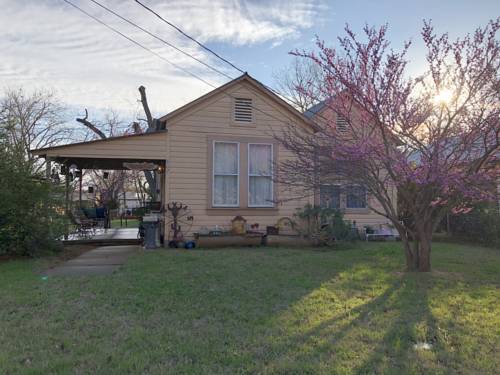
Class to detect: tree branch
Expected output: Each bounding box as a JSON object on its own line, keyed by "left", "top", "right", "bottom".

{"left": 138, "top": 86, "right": 153, "bottom": 129}
{"left": 76, "top": 109, "right": 106, "bottom": 139}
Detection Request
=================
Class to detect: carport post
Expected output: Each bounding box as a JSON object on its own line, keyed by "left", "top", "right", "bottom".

{"left": 64, "top": 163, "right": 70, "bottom": 240}
{"left": 79, "top": 169, "right": 83, "bottom": 208}
{"left": 45, "top": 157, "right": 52, "bottom": 180}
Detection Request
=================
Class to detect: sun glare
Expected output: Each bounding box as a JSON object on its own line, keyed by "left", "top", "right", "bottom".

{"left": 433, "top": 89, "right": 453, "bottom": 105}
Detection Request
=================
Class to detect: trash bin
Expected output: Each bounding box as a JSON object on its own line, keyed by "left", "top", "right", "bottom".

{"left": 142, "top": 216, "right": 160, "bottom": 249}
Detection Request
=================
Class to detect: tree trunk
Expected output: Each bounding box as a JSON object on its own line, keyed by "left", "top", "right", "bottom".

{"left": 137, "top": 86, "right": 158, "bottom": 203}
{"left": 402, "top": 236, "right": 418, "bottom": 271}
{"left": 399, "top": 225, "right": 432, "bottom": 272}
{"left": 416, "top": 233, "right": 432, "bottom": 272}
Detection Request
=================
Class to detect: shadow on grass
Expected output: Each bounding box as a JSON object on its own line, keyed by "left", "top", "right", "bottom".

{"left": 260, "top": 271, "right": 445, "bottom": 374}
{"left": 1, "top": 245, "right": 472, "bottom": 374}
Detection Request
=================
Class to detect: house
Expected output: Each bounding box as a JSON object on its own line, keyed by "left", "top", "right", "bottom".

{"left": 304, "top": 98, "right": 398, "bottom": 230}
{"left": 32, "top": 74, "right": 395, "bottom": 243}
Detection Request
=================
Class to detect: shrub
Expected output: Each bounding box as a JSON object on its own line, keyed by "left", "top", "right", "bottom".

{"left": 0, "top": 148, "right": 66, "bottom": 257}
{"left": 294, "top": 204, "right": 358, "bottom": 245}
{"left": 449, "top": 203, "right": 500, "bottom": 248}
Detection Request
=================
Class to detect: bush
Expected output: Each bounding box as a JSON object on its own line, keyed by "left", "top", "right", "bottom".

{"left": 0, "top": 148, "right": 66, "bottom": 257}
{"left": 294, "top": 204, "right": 358, "bottom": 245}
{"left": 449, "top": 203, "right": 500, "bottom": 248}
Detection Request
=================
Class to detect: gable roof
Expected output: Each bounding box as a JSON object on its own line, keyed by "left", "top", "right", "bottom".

{"left": 304, "top": 99, "right": 329, "bottom": 119}
{"left": 159, "top": 73, "right": 318, "bottom": 131}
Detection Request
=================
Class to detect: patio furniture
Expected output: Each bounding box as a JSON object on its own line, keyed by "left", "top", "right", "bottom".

{"left": 82, "top": 207, "right": 108, "bottom": 229}
{"left": 69, "top": 210, "right": 96, "bottom": 239}
{"left": 365, "top": 225, "right": 400, "bottom": 241}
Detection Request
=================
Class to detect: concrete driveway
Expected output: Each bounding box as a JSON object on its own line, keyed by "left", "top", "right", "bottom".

{"left": 44, "top": 245, "right": 140, "bottom": 276}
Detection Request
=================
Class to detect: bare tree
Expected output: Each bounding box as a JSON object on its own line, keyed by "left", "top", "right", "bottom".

{"left": 74, "top": 85, "right": 160, "bottom": 203}
{"left": 273, "top": 56, "right": 326, "bottom": 112}
{"left": 76, "top": 109, "right": 106, "bottom": 139}
{"left": 0, "top": 88, "right": 71, "bottom": 173}
{"left": 130, "top": 170, "right": 149, "bottom": 207}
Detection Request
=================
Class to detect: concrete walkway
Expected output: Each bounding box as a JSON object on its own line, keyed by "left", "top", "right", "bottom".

{"left": 44, "top": 245, "right": 140, "bottom": 276}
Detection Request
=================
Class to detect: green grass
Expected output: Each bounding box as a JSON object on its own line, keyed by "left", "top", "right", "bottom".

{"left": 0, "top": 242, "right": 498, "bottom": 374}
{"left": 110, "top": 218, "right": 140, "bottom": 228}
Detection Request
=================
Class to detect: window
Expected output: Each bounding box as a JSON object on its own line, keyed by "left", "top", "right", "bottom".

{"left": 213, "top": 142, "right": 239, "bottom": 207}
{"left": 234, "top": 98, "right": 253, "bottom": 123}
{"left": 320, "top": 185, "right": 340, "bottom": 209}
{"left": 336, "top": 114, "right": 348, "bottom": 132}
{"left": 346, "top": 185, "right": 367, "bottom": 208}
{"left": 248, "top": 144, "right": 273, "bottom": 207}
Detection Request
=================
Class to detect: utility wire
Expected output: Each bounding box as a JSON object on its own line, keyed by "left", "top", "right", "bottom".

{"left": 134, "top": 0, "right": 245, "bottom": 74}
{"left": 61, "top": 0, "right": 219, "bottom": 88}
{"left": 133, "top": 0, "right": 331, "bottom": 122}
{"left": 61, "top": 0, "right": 309, "bottom": 129}
{"left": 87, "top": 0, "right": 235, "bottom": 80}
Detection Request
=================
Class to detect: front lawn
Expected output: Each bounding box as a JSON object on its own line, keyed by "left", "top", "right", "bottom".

{"left": 0, "top": 242, "right": 498, "bottom": 374}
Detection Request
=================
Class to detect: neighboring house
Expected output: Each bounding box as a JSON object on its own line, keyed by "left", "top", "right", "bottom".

{"left": 71, "top": 189, "right": 95, "bottom": 206}
{"left": 119, "top": 190, "right": 144, "bottom": 212}
{"left": 32, "top": 74, "right": 395, "bottom": 241}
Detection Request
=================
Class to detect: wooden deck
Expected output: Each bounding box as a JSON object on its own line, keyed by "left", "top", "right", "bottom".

{"left": 63, "top": 228, "right": 141, "bottom": 246}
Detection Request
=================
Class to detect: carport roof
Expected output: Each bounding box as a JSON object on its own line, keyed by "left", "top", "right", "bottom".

{"left": 31, "top": 130, "right": 167, "bottom": 170}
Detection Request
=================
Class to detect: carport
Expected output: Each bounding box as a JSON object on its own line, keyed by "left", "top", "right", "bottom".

{"left": 31, "top": 131, "right": 168, "bottom": 243}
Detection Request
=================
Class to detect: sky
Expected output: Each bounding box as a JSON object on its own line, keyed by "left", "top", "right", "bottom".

{"left": 1, "top": 0, "right": 498, "bottom": 124}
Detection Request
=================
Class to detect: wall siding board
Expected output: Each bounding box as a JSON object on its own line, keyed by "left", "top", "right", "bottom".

{"left": 163, "top": 81, "right": 391, "bottom": 241}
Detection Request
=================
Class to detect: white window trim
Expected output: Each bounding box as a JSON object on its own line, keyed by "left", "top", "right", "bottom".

{"left": 212, "top": 141, "right": 240, "bottom": 207}
{"left": 247, "top": 143, "right": 274, "bottom": 208}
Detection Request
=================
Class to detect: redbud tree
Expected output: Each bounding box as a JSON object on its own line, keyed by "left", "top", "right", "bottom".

{"left": 277, "top": 19, "right": 499, "bottom": 271}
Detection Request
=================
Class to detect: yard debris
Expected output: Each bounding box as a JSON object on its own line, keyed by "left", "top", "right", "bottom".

{"left": 413, "top": 342, "right": 433, "bottom": 350}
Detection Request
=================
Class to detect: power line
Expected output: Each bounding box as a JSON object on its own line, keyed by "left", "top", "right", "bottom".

{"left": 132, "top": 0, "right": 332, "bottom": 122}
{"left": 61, "top": 0, "right": 309, "bottom": 129}
{"left": 134, "top": 0, "right": 245, "bottom": 74}
{"left": 61, "top": 0, "right": 219, "bottom": 88}
{"left": 87, "top": 0, "right": 235, "bottom": 80}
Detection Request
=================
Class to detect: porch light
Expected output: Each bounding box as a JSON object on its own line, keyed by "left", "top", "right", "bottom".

{"left": 103, "top": 172, "right": 109, "bottom": 179}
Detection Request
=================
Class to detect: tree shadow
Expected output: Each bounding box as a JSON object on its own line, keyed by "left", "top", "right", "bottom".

{"left": 258, "top": 272, "right": 445, "bottom": 374}
{"left": 350, "top": 274, "right": 442, "bottom": 374}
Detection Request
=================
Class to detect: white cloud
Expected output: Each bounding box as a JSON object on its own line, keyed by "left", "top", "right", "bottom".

{"left": 0, "top": 0, "right": 325, "bottom": 119}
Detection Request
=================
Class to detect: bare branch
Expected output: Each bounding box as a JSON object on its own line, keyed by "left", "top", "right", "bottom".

{"left": 138, "top": 86, "right": 153, "bottom": 129}
{"left": 76, "top": 109, "right": 106, "bottom": 139}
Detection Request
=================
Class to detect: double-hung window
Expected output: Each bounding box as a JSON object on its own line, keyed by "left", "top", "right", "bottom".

{"left": 248, "top": 143, "right": 273, "bottom": 207}
{"left": 213, "top": 141, "right": 239, "bottom": 207}
{"left": 320, "top": 185, "right": 341, "bottom": 209}
{"left": 346, "top": 185, "right": 367, "bottom": 209}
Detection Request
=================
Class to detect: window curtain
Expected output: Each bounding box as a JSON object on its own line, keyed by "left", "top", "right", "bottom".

{"left": 346, "top": 185, "right": 367, "bottom": 208}
{"left": 249, "top": 144, "right": 273, "bottom": 206}
{"left": 320, "top": 185, "right": 340, "bottom": 209}
{"left": 213, "top": 142, "right": 238, "bottom": 206}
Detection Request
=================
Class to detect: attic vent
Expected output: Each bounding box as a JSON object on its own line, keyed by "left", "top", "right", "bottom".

{"left": 336, "top": 115, "right": 348, "bottom": 132}
{"left": 234, "top": 98, "right": 253, "bottom": 123}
